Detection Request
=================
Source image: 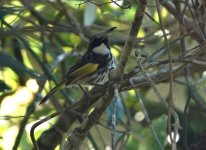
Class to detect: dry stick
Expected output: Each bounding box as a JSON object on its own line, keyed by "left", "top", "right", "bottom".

{"left": 56, "top": 0, "right": 88, "bottom": 43}
{"left": 30, "top": 87, "right": 106, "bottom": 150}
{"left": 34, "top": 85, "right": 106, "bottom": 149}
{"left": 115, "top": 134, "right": 126, "bottom": 149}
{"left": 64, "top": 87, "right": 115, "bottom": 150}
{"left": 138, "top": 46, "right": 180, "bottom": 150}
{"left": 64, "top": 1, "right": 148, "bottom": 149}
{"left": 130, "top": 79, "right": 164, "bottom": 150}
{"left": 155, "top": 0, "right": 176, "bottom": 149}
{"left": 183, "top": 95, "right": 191, "bottom": 150}
{"left": 112, "top": 2, "right": 147, "bottom": 79}
{"left": 97, "top": 122, "right": 128, "bottom": 134}
{"left": 190, "top": 1, "right": 206, "bottom": 41}
{"left": 137, "top": 58, "right": 206, "bottom": 73}
{"left": 178, "top": 1, "right": 190, "bottom": 149}
{"left": 123, "top": 44, "right": 206, "bottom": 91}
{"left": 159, "top": 0, "right": 204, "bottom": 43}
{"left": 30, "top": 109, "right": 67, "bottom": 150}
{"left": 77, "top": 0, "right": 130, "bottom": 9}
{"left": 123, "top": 64, "right": 184, "bottom": 92}
{"left": 31, "top": 108, "right": 87, "bottom": 150}
{"left": 126, "top": 29, "right": 195, "bottom": 79}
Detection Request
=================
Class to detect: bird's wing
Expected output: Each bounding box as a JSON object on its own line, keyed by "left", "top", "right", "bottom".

{"left": 40, "top": 52, "right": 98, "bottom": 105}
{"left": 65, "top": 63, "right": 99, "bottom": 85}
{"left": 40, "top": 63, "right": 98, "bottom": 105}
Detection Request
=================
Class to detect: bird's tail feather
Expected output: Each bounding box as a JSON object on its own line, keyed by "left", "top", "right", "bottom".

{"left": 39, "top": 79, "right": 67, "bottom": 105}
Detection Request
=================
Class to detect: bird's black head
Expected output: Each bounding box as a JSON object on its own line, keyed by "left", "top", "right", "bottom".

{"left": 88, "top": 27, "right": 116, "bottom": 54}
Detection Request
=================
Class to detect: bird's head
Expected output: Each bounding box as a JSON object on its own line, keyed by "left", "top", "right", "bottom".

{"left": 88, "top": 27, "right": 116, "bottom": 55}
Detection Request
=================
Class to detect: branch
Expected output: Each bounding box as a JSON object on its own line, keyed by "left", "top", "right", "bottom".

{"left": 159, "top": 0, "right": 205, "bottom": 43}
{"left": 36, "top": 85, "right": 107, "bottom": 150}
{"left": 122, "top": 64, "right": 184, "bottom": 91}
{"left": 112, "top": 0, "right": 147, "bottom": 81}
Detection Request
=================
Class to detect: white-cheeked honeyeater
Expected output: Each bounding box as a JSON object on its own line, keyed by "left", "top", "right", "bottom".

{"left": 40, "top": 27, "right": 116, "bottom": 105}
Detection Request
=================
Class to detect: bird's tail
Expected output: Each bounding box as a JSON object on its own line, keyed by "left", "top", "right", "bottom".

{"left": 39, "top": 78, "right": 67, "bottom": 105}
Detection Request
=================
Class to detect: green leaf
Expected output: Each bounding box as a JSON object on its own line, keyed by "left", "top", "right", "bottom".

{"left": 0, "top": 6, "right": 23, "bottom": 20}
{"left": 0, "top": 80, "right": 11, "bottom": 92}
{"left": 126, "top": 115, "right": 167, "bottom": 150}
{"left": 0, "top": 52, "right": 38, "bottom": 78}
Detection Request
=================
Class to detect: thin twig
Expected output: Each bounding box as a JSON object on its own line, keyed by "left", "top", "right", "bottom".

{"left": 159, "top": 0, "right": 204, "bottom": 43}
{"left": 76, "top": 0, "right": 130, "bottom": 9}
{"left": 126, "top": 30, "right": 196, "bottom": 79}
{"left": 178, "top": 2, "right": 190, "bottom": 149}
{"left": 130, "top": 79, "right": 164, "bottom": 150}
{"left": 183, "top": 94, "right": 191, "bottom": 150}
{"left": 155, "top": 0, "right": 174, "bottom": 148}
{"left": 137, "top": 38, "right": 180, "bottom": 150}
{"left": 112, "top": 0, "right": 147, "bottom": 80}
{"left": 56, "top": 0, "right": 88, "bottom": 42}
{"left": 30, "top": 109, "right": 66, "bottom": 150}
{"left": 36, "top": 84, "right": 107, "bottom": 149}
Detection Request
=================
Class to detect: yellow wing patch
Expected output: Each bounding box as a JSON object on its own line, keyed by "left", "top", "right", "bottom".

{"left": 69, "top": 63, "right": 99, "bottom": 82}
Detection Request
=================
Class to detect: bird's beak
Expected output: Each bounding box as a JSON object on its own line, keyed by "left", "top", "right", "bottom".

{"left": 102, "top": 27, "right": 117, "bottom": 37}
{"left": 106, "top": 27, "right": 117, "bottom": 33}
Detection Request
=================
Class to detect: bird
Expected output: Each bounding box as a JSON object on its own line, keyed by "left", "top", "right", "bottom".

{"left": 39, "top": 27, "right": 116, "bottom": 105}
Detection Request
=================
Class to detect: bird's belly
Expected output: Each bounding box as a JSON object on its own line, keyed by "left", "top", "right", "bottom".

{"left": 78, "top": 69, "right": 109, "bottom": 85}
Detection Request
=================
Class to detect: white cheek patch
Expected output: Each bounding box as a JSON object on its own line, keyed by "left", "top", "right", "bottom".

{"left": 92, "top": 43, "right": 110, "bottom": 55}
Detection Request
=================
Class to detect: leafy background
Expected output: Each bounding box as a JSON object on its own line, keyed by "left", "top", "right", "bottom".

{"left": 0, "top": 0, "right": 206, "bottom": 150}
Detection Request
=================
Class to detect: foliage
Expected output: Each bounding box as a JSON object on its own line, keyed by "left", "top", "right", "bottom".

{"left": 0, "top": 0, "right": 206, "bottom": 150}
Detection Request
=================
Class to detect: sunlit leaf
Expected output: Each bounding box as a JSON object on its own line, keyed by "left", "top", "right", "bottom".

{"left": 154, "top": 11, "right": 159, "bottom": 23}
{"left": 0, "top": 52, "right": 38, "bottom": 78}
{"left": 0, "top": 80, "right": 11, "bottom": 92}
{"left": 162, "top": 7, "right": 168, "bottom": 18}
{"left": 126, "top": 115, "right": 167, "bottom": 150}
{"left": 0, "top": 6, "right": 23, "bottom": 20}
{"left": 139, "top": 115, "right": 167, "bottom": 150}
{"left": 137, "top": 28, "right": 145, "bottom": 38}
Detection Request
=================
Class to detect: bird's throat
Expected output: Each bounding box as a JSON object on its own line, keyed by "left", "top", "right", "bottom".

{"left": 92, "top": 43, "right": 110, "bottom": 55}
